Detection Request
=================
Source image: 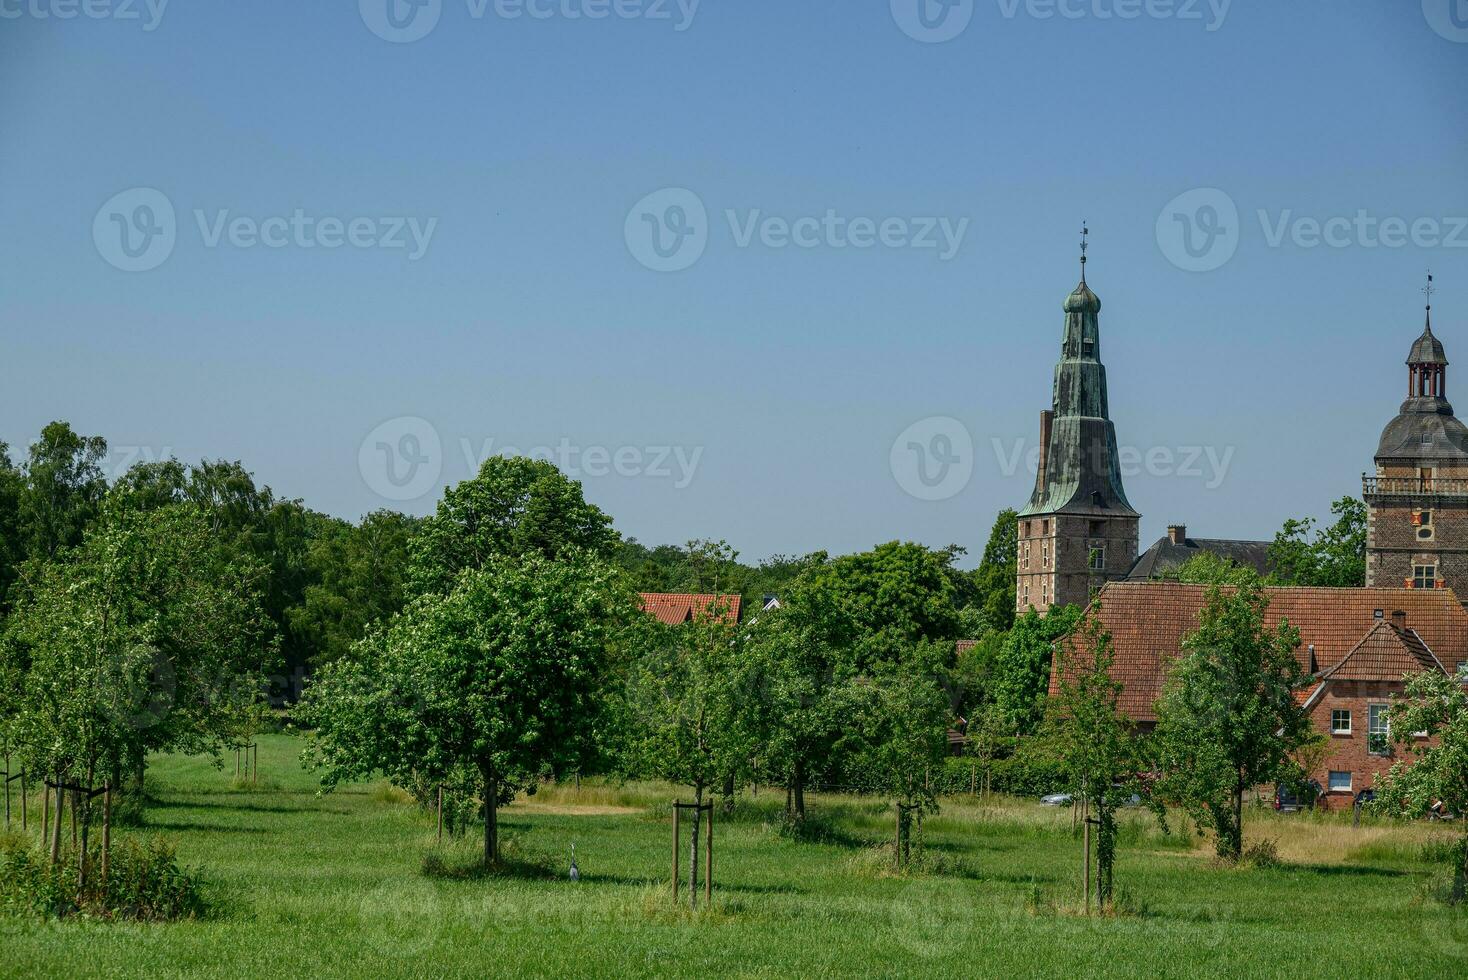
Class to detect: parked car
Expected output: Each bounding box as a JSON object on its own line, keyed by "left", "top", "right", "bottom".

{"left": 1040, "top": 793, "right": 1073, "bottom": 806}
{"left": 1274, "top": 780, "right": 1322, "bottom": 813}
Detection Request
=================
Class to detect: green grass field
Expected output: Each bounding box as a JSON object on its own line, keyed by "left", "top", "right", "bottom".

{"left": 3, "top": 734, "right": 1465, "bottom": 978}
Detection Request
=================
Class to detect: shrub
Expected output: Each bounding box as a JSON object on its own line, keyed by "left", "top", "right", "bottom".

{"left": 0, "top": 833, "right": 206, "bottom": 922}
{"left": 935, "top": 753, "right": 1068, "bottom": 799}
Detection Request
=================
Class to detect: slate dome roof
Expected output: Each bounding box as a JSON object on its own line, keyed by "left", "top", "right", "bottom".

{"left": 1409, "top": 323, "right": 1448, "bottom": 365}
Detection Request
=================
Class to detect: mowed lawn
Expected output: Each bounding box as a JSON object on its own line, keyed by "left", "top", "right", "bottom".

{"left": 4, "top": 735, "right": 1465, "bottom": 978}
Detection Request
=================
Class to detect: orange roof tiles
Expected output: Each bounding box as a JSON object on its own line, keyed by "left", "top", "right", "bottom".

{"left": 1051, "top": 582, "right": 1468, "bottom": 721}
{"left": 1320, "top": 622, "right": 1447, "bottom": 682}
{"left": 638, "top": 593, "right": 742, "bottom": 626}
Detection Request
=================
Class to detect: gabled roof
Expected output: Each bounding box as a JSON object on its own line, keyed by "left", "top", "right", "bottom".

{"left": 1126, "top": 535, "right": 1273, "bottom": 581}
{"left": 1050, "top": 582, "right": 1468, "bottom": 721}
{"left": 638, "top": 593, "right": 742, "bottom": 626}
{"left": 1319, "top": 621, "right": 1447, "bottom": 683}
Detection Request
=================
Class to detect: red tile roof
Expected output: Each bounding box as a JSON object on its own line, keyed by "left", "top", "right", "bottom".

{"left": 1319, "top": 622, "right": 1447, "bottom": 682}
{"left": 1051, "top": 582, "right": 1468, "bottom": 721}
{"left": 638, "top": 593, "right": 742, "bottom": 626}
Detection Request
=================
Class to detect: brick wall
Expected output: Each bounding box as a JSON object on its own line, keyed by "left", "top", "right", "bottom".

{"left": 1016, "top": 514, "right": 1137, "bottom": 615}
{"left": 1304, "top": 680, "right": 1431, "bottom": 811}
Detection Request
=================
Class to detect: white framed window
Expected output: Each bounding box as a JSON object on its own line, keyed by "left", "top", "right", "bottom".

{"left": 1368, "top": 704, "right": 1390, "bottom": 755}
{"left": 1088, "top": 547, "right": 1105, "bottom": 571}
{"left": 1328, "top": 770, "right": 1352, "bottom": 793}
{"left": 1331, "top": 709, "right": 1352, "bottom": 735}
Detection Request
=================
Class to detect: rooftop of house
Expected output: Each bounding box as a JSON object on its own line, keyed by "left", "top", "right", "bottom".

{"left": 638, "top": 592, "right": 743, "bottom": 626}
{"left": 1049, "top": 582, "right": 1468, "bottom": 722}
{"left": 1125, "top": 524, "right": 1272, "bottom": 581}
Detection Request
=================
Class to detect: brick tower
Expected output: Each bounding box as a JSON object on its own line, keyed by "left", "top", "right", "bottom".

{"left": 1016, "top": 230, "right": 1139, "bottom": 614}
{"left": 1365, "top": 278, "right": 1468, "bottom": 599}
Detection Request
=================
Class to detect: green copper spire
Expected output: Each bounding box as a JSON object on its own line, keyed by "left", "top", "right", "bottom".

{"left": 1020, "top": 233, "right": 1137, "bottom": 517}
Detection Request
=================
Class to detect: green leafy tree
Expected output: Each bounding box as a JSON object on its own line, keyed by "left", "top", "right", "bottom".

{"left": 1168, "top": 551, "right": 1253, "bottom": 585}
{"left": 969, "top": 508, "right": 1019, "bottom": 633}
{"left": 627, "top": 594, "right": 744, "bottom": 901}
{"left": 408, "top": 457, "right": 618, "bottom": 598}
{"left": 1152, "top": 575, "right": 1313, "bottom": 860}
{"left": 738, "top": 570, "right": 862, "bottom": 822}
{"left": 112, "top": 458, "right": 325, "bottom": 678}
{"left": 806, "top": 541, "right": 961, "bottom": 671}
{"left": 0, "top": 443, "right": 23, "bottom": 613}
{"left": 290, "top": 510, "right": 418, "bottom": 667}
{"left": 991, "top": 605, "right": 1083, "bottom": 733}
{"left": 4, "top": 500, "right": 273, "bottom": 878}
{"left": 1043, "top": 609, "right": 1138, "bottom": 910}
{"left": 1267, "top": 497, "right": 1367, "bottom": 587}
{"left": 302, "top": 551, "right": 634, "bottom": 867}
{"left": 848, "top": 644, "right": 952, "bottom": 866}
{"left": 18, "top": 421, "right": 108, "bottom": 561}
{"left": 1373, "top": 668, "right": 1468, "bottom": 902}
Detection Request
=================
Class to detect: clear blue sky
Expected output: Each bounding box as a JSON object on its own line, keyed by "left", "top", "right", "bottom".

{"left": 2, "top": 2, "right": 1466, "bottom": 565}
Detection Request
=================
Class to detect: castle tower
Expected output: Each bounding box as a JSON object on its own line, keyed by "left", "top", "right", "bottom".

{"left": 1016, "top": 230, "right": 1139, "bottom": 614}
{"left": 1365, "top": 277, "right": 1468, "bottom": 597}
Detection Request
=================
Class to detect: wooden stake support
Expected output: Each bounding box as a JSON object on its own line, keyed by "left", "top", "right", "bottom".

{"left": 670, "top": 800, "right": 714, "bottom": 908}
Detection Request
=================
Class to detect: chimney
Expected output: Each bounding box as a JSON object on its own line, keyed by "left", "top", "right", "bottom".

{"left": 1391, "top": 610, "right": 1407, "bottom": 631}
{"left": 1037, "top": 410, "right": 1054, "bottom": 491}
{"left": 1168, "top": 524, "right": 1187, "bottom": 545}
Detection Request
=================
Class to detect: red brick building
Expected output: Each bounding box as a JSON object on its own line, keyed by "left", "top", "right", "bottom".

{"left": 1050, "top": 582, "right": 1466, "bottom": 810}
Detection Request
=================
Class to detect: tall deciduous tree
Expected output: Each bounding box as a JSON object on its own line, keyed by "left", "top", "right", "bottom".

{"left": 1373, "top": 668, "right": 1468, "bottom": 903}
{"left": 1152, "top": 575, "right": 1313, "bottom": 860}
{"left": 991, "top": 605, "right": 1083, "bottom": 734}
{"left": 407, "top": 457, "right": 618, "bottom": 598}
{"left": 18, "top": 421, "right": 108, "bottom": 561}
{"left": 303, "top": 551, "right": 634, "bottom": 867}
{"left": 290, "top": 509, "right": 418, "bottom": 667}
{"left": 849, "top": 643, "right": 952, "bottom": 865}
{"left": 3, "top": 499, "right": 273, "bottom": 877}
{"left": 1267, "top": 496, "right": 1367, "bottom": 587}
{"left": 627, "top": 590, "right": 743, "bottom": 898}
{"left": 1044, "top": 609, "right": 1138, "bottom": 910}
{"left": 738, "top": 568, "right": 861, "bottom": 822}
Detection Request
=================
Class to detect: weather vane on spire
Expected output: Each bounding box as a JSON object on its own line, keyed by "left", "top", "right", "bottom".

{"left": 1080, "top": 222, "right": 1089, "bottom": 281}
{"left": 1424, "top": 271, "right": 1435, "bottom": 308}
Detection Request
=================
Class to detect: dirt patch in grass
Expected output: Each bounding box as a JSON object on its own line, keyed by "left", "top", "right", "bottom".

{"left": 506, "top": 802, "right": 640, "bottom": 816}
